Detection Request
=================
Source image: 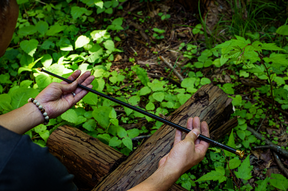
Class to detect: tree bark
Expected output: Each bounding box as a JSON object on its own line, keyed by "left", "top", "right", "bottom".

{"left": 93, "top": 84, "right": 233, "bottom": 190}
{"left": 47, "top": 125, "right": 126, "bottom": 189}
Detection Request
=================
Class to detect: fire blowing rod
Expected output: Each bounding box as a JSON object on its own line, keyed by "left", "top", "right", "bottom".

{"left": 39, "top": 68, "right": 244, "bottom": 158}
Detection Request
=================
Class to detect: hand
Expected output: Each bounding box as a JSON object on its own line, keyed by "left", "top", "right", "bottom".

{"left": 158, "top": 117, "right": 210, "bottom": 176}
{"left": 35, "top": 70, "right": 95, "bottom": 118}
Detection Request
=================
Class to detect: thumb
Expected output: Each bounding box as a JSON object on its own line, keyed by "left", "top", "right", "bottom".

{"left": 59, "top": 81, "right": 78, "bottom": 93}
{"left": 185, "top": 128, "right": 200, "bottom": 143}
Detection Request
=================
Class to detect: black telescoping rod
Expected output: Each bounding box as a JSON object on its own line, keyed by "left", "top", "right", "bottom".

{"left": 39, "top": 68, "right": 244, "bottom": 158}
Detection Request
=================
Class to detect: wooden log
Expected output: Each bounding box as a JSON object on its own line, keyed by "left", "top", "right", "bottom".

{"left": 47, "top": 125, "right": 126, "bottom": 189}
{"left": 93, "top": 84, "right": 233, "bottom": 190}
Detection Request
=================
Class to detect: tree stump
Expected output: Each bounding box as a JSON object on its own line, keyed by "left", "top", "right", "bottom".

{"left": 47, "top": 126, "right": 126, "bottom": 189}
{"left": 93, "top": 84, "right": 233, "bottom": 190}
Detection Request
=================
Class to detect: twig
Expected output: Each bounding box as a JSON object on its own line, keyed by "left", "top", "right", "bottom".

{"left": 256, "top": 116, "right": 266, "bottom": 132}
{"left": 132, "top": 135, "right": 151, "bottom": 141}
{"left": 273, "top": 152, "right": 288, "bottom": 178}
{"left": 248, "top": 126, "right": 288, "bottom": 158}
{"left": 159, "top": 56, "right": 184, "bottom": 82}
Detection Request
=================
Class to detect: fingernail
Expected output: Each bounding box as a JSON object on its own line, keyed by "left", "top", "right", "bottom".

{"left": 192, "top": 129, "right": 200, "bottom": 137}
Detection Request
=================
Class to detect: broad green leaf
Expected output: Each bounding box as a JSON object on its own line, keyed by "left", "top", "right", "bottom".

{"left": 181, "top": 77, "right": 196, "bottom": 88}
{"left": 274, "top": 76, "right": 285, "bottom": 86}
{"left": 177, "top": 94, "right": 191, "bottom": 105}
{"left": 235, "top": 155, "right": 253, "bottom": 180}
{"left": 255, "top": 177, "right": 269, "bottom": 191}
{"left": 83, "top": 92, "right": 98, "bottom": 105}
{"left": 20, "top": 39, "right": 39, "bottom": 57}
{"left": 71, "top": 6, "right": 88, "bottom": 20}
{"left": 18, "top": 25, "right": 37, "bottom": 37}
{"left": 139, "top": 86, "right": 151, "bottom": 96}
{"left": 57, "top": 37, "right": 73, "bottom": 51}
{"left": 122, "top": 137, "right": 133, "bottom": 150}
{"left": 41, "top": 40, "right": 55, "bottom": 50}
{"left": 224, "top": 129, "right": 236, "bottom": 157}
{"left": 236, "top": 130, "right": 246, "bottom": 140}
{"left": 276, "top": 25, "right": 288, "bottom": 35}
{"left": 39, "top": 130, "right": 50, "bottom": 142}
{"left": 128, "top": 96, "right": 140, "bottom": 105}
{"left": 200, "top": 78, "right": 211, "bottom": 85}
{"left": 146, "top": 102, "right": 155, "bottom": 110}
{"left": 17, "top": 0, "right": 28, "bottom": 4}
{"left": 109, "top": 137, "right": 122, "bottom": 147}
{"left": 105, "top": 8, "right": 113, "bottom": 14}
{"left": 92, "top": 106, "right": 111, "bottom": 128}
{"left": 41, "top": 54, "right": 53, "bottom": 68}
{"left": 9, "top": 87, "right": 38, "bottom": 110}
{"left": 152, "top": 92, "right": 164, "bottom": 102}
{"left": 46, "top": 24, "right": 66, "bottom": 36}
{"left": 97, "top": 134, "right": 111, "bottom": 144}
{"left": 20, "top": 80, "right": 33, "bottom": 88}
{"left": 196, "top": 166, "right": 226, "bottom": 183}
{"left": 117, "top": 126, "right": 127, "bottom": 138}
{"left": 228, "top": 158, "right": 241, "bottom": 169}
{"left": 61, "top": 109, "right": 79, "bottom": 124}
{"left": 148, "top": 80, "right": 165, "bottom": 91}
{"left": 109, "top": 108, "right": 117, "bottom": 119}
{"left": 136, "top": 66, "right": 150, "bottom": 86}
{"left": 270, "top": 174, "right": 288, "bottom": 190}
{"left": 34, "top": 124, "right": 46, "bottom": 133}
{"left": 83, "top": 119, "right": 97, "bottom": 131}
{"left": 103, "top": 40, "right": 115, "bottom": 51}
{"left": 127, "top": 129, "right": 140, "bottom": 139}
{"left": 36, "top": 74, "right": 51, "bottom": 90}
{"left": 75, "top": 35, "right": 91, "bottom": 49}
{"left": 36, "top": 21, "right": 49, "bottom": 35}
{"left": 232, "top": 95, "right": 242, "bottom": 106}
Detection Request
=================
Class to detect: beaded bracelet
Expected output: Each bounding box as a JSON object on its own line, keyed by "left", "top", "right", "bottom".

{"left": 28, "top": 98, "right": 49, "bottom": 125}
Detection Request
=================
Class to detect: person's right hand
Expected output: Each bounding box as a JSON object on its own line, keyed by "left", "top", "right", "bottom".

{"left": 158, "top": 117, "right": 210, "bottom": 176}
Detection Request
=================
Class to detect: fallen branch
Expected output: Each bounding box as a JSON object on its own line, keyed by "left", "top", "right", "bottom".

{"left": 248, "top": 126, "right": 288, "bottom": 158}
{"left": 273, "top": 152, "right": 288, "bottom": 178}
{"left": 159, "top": 56, "right": 184, "bottom": 82}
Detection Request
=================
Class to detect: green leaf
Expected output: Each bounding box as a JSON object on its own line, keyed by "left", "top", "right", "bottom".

{"left": 274, "top": 76, "right": 285, "bottom": 86}
{"left": 20, "top": 39, "right": 39, "bottom": 57}
{"left": 41, "top": 54, "right": 53, "bottom": 68}
{"left": 153, "top": 28, "right": 165, "bottom": 34}
{"left": 196, "top": 166, "right": 226, "bottom": 183}
{"left": 34, "top": 124, "right": 47, "bottom": 133}
{"left": 92, "top": 106, "right": 111, "bottom": 128}
{"left": 146, "top": 102, "right": 155, "bottom": 110}
{"left": 224, "top": 129, "right": 236, "bottom": 157}
{"left": 46, "top": 24, "right": 66, "bottom": 36}
{"left": 255, "top": 177, "right": 270, "bottom": 191}
{"left": 71, "top": 6, "right": 88, "bottom": 20}
{"left": 109, "top": 108, "right": 117, "bottom": 119}
{"left": 61, "top": 109, "right": 79, "bottom": 124}
{"left": 139, "top": 86, "right": 151, "bottom": 96}
{"left": 276, "top": 25, "right": 288, "bottom": 35}
{"left": 181, "top": 77, "right": 196, "bottom": 89}
{"left": 177, "top": 94, "right": 191, "bottom": 105}
{"left": 117, "top": 126, "right": 127, "bottom": 138}
{"left": 228, "top": 158, "right": 241, "bottom": 169}
{"left": 236, "top": 130, "right": 246, "bottom": 140}
{"left": 232, "top": 95, "right": 242, "bottom": 106}
{"left": 122, "top": 137, "right": 133, "bottom": 150}
{"left": 152, "top": 92, "right": 165, "bottom": 102}
{"left": 109, "top": 137, "right": 122, "bottom": 147}
{"left": 200, "top": 78, "right": 211, "bottom": 85}
{"left": 128, "top": 96, "right": 140, "bottom": 105}
{"left": 75, "top": 35, "right": 91, "bottom": 49}
{"left": 83, "top": 92, "right": 98, "bottom": 105}
{"left": 18, "top": 25, "right": 37, "bottom": 37}
{"left": 105, "top": 8, "right": 113, "bottom": 14}
{"left": 36, "top": 74, "right": 51, "bottom": 90}
{"left": 136, "top": 67, "right": 150, "bottom": 86}
{"left": 17, "top": 0, "right": 28, "bottom": 4}
{"left": 148, "top": 80, "right": 165, "bottom": 91}
{"left": 235, "top": 155, "right": 253, "bottom": 180}
{"left": 127, "top": 129, "right": 140, "bottom": 139}
{"left": 39, "top": 130, "right": 50, "bottom": 142}
{"left": 9, "top": 87, "right": 38, "bottom": 110}
{"left": 36, "top": 21, "right": 49, "bottom": 35}
{"left": 83, "top": 119, "right": 97, "bottom": 131}
{"left": 270, "top": 174, "right": 288, "bottom": 190}
{"left": 103, "top": 40, "right": 115, "bottom": 51}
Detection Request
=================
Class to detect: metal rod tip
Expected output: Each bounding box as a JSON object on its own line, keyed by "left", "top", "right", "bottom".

{"left": 235, "top": 150, "right": 244, "bottom": 159}
{"left": 37, "top": 68, "right": 43, "bottom": 72}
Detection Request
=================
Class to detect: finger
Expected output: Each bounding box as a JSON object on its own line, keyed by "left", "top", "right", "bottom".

{"left": 185, "top": 128, "right": 200, "bottom": 144}
{"left": 196, "top": 121, "right": 210, "bottom": 153}
{"left": 187, "top": 117, "right": 193, "bottom": 131}
{"left": 193, "top": 117, "right": 201, "bottom": 144}
{"left": 174, "top": 129, "right": 182, "bottom": 145}
{"left": 74, "top": 84, "right": 93, "bottom": 103}
{"left": 75, "top": 75, "right": 95, "bottom": 94}
{"left": 76, "top": 71, "right": 92, "bottom": 85}
{"left": 61, "top": 70, "right": 81, "bottom": 85}
{"left": 59, "top": 80, "right": 78, "bottom": 93}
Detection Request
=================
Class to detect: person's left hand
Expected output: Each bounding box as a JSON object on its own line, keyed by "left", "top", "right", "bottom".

{"left": 36, "top": 70, "right": 95, "bottom": 118}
